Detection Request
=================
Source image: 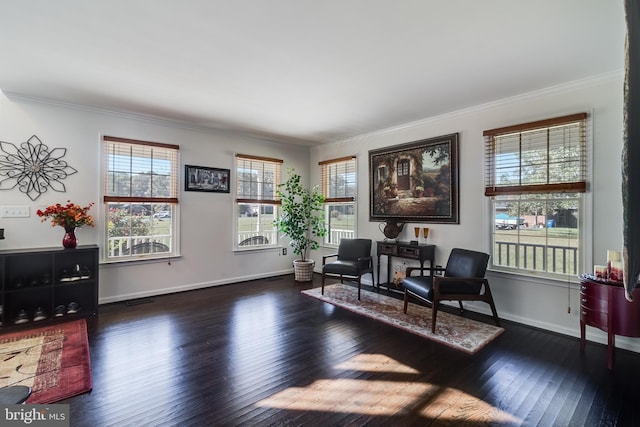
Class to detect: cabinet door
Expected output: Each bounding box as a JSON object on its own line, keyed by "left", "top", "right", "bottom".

{"left": 611, "top": 286, "right": 640, "bottom": 337}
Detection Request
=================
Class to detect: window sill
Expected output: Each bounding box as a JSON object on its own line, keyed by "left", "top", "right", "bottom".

{"left": 233, "top": 246, "right": 279, "bottom": 254}
{"left": 100, "top": 253, "right": 182, "bottom": 266}
{"left": 487, "top": 267, "right": 580, "bottom": 288}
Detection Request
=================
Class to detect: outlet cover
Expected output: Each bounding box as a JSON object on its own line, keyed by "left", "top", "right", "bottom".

{"left": 1, "top": 206, "right": 30, "bottom": 218}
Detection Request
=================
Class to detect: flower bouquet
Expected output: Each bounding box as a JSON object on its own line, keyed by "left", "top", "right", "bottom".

{"left": 37, "top": 201, "right": 94, "bottom": 248}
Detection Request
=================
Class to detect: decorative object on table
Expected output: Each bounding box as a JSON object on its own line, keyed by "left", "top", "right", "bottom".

{"left": 303, "top": 284, "right": 504, "bottom": 354}
{"left": 379, "top": 219, "right": 405, "bottom": 241}
{"left": 369, "top": 133, "right": 459, "bottom": 223}
{"left": 273, "top": 168, "right": 327, "bottom": 282}
{"left": 393, "top": 262, "right": 407, "bottom": 287}
{"left": 36, "top": 201, "right": 95, "bottom": 248}
{"left": 0, "top": 319, "right": 92, "bottom": 404}
{"left": 184, "top": 164, "right": 230, "bottom": 193}
{"left": 607, "top": 250, "right": 623, "bottom": 282}
{"left": 0, "top": 135, "right": 77, "bottom": 201}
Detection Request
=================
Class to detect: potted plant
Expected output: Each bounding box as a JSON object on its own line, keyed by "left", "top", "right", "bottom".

{"left": 274, "top": 168, "right": 327, "bottom": 281}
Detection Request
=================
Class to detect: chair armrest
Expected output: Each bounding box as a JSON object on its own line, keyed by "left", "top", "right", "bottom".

{"left": 433, "top": 276, "right": 489, "bottom": 290}
{"left": 434, "top": 276, "right": 487, "bottom": 283}
{"left": 356, "top": 255, "right": 373, "bottom": 271}
{"left": 322, "top": 253, "right": 338, "bottom": 265}
{"left": 406, "top": 265, "right": 444, "bottom": 277}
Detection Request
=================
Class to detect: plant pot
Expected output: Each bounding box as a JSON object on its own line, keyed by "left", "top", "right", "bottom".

{"left": 293, "top": 259, "right": 315, "bottom": 282}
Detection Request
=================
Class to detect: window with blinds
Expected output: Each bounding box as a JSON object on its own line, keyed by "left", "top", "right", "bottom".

{"left": 319, "top": 156, "right": 357, "bottom": 245}
{"left": 102, "top": 136, "right": 179, "bottom": 260}
{"left": 235, "top": 154, "right": 282, "bottom": 249}
{"left": 484, "top": 113, "right": 587, "bottom": 196}
{"left": 483, "top": 113, "right": 588, "bottom": 277}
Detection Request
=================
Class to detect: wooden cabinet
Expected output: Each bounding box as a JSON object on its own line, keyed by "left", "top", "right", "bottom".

{"left": 0, "top": 245, "right": 98, "bottom": 328}
{"left": 376, "top": 241, "right": 435, "bottom": 291}
{"left": 580, "top": 277, "right": 640, "bottom": 369}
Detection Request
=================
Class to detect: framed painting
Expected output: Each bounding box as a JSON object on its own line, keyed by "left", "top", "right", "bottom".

{"left": 184, "top": 165, "right": 230, "bottom": 193}
{"left": 369, "top": 133, "right": 459, "bottom": 223}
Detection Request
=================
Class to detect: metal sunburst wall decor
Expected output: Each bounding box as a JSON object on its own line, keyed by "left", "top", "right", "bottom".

{"left": 0, "top": 135, "right": 78, "bottom": 201}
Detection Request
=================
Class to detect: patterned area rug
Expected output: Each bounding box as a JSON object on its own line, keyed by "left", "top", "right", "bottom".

{"left": 0, "top": 319, "right": 92, "bottom": 403}
{"left": 302, "top": 284, "right": 504, "bottom": 354}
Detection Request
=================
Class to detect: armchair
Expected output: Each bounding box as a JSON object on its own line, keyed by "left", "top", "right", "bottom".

{"left": 402, "top": 248, "right": 500, "bottom": 332}
{"left": 321, "top": 238, "right": 373, "bottom": 300}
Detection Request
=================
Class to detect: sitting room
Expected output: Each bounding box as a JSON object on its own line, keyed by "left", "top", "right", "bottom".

{"left": 0, "top": 1, "right": 637, "bottom": 425}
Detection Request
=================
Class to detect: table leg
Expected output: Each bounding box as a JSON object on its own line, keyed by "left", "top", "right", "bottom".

{"left": 608, "top": 332, "right": 615, "bottom": 370}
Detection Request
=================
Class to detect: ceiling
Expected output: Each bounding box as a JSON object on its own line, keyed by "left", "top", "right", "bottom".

{"left": 0, "top": 1, "right": 625, "bottom": 145}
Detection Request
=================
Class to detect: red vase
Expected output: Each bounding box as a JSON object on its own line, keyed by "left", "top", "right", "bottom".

{"left": 63, "top": 227, "right": 77, "bottom": 249}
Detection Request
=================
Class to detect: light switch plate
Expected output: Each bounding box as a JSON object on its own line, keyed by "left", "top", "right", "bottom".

{"left": 1, "top": 206, "right": 30, "bottom": 218}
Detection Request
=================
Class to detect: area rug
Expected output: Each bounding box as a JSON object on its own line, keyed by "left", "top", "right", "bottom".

{"left": 0, "top": 319, "right": 92, "bottom": 403}
{"left": 302, "top": 284, "right": 504, "bottom": 354}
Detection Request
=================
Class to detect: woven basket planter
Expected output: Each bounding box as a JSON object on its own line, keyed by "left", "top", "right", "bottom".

{"left": 293, "top": 259, "right": 315, "bottom": 282}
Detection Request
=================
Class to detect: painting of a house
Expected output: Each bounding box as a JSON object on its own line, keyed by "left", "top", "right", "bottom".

{"left": 369, "top": 133, "right": 459, "bottom": 223}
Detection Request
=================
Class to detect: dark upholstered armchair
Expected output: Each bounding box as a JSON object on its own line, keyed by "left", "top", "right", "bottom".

{"left": 402, "top": 248, "right": 500, "bottom": 332}
{"left": 322, "top": 238, "right": 373, "bottom": 300}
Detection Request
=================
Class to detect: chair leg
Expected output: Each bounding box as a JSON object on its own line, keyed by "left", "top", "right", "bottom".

{"left": 431, "top": 299, "right": 438, "bottom": 333}
{"left": 483, "top": 282, "right": 501, "bottom": 326}
{"left": 458, "top": 301, "right": 464, "bottom": 313}
{"left": 357, "top": 278, "right": 361, "bottom": 300}
{"left": 487, "top": 297, "right": 501, "bottom": 326}
{"left": 321, "top": 273, "right": 325, "bottom": 295}
{"left": 403, "top": 290, "right": 409, "bottom": 314}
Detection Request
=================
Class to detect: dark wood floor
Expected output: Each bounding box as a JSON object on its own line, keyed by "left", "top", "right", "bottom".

{"left": 63, "top": 274, "right": 640, "bottom": 426}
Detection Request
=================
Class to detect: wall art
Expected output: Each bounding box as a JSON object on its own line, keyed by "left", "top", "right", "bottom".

{"left": 369, "top": 133, "right": 459, "bottom": 223}
{"left": 0, "top": 135, "right": 77, "bottom": 201}
{"left": 185, "top": 165, "right": 230, "bottom": 193}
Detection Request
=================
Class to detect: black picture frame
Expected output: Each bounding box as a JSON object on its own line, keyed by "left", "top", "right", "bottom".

{"left": 369, "top": 133, "right": 459, "bottom": 223}
{"left": 184, "top": 165, "right": 230, "bottom": 193}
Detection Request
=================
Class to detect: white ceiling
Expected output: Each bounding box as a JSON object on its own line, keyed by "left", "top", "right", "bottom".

{"left": 0, "top": 1, "right": 625, "bottom": 145}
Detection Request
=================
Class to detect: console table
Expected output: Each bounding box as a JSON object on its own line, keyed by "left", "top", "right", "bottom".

{"left": 580, "top": 276, "right": 640, "bottom": 369}
{"left": 376, "top": 241, "right": 435, "bottom": 291}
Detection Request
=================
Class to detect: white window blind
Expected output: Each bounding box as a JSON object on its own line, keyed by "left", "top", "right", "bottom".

{"left": 484, "top": 113, "right": 587, "bottom": 197}
{"left": 103, "top": 136, "right": 179, "bottom": 204}
{"left": 319, "top": 156, "right": 357, "bottom": 202}
{"left": 236, "top": 154, "right": 282, "bottom": 204}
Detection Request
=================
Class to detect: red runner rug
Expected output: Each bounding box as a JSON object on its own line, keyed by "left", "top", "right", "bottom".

{"left": 0, "top": 319, "right": 92, "bottom": 403}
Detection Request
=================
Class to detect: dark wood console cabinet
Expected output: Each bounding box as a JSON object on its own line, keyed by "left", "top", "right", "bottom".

{"left": 376, "top": 241, "right": 435, "bottom": 291}
{"left": 0, "top": 245, "right": 98, "bottom": 328}
{"left": 580, "top": 277, "right": 640, "bottom": 369}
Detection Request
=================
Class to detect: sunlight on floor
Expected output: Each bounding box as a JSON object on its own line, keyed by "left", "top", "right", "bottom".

{"left": 256, "top": 353, "right": 522, "bottom": 424}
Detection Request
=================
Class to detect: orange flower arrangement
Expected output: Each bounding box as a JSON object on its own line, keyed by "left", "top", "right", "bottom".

{"left": 37, "top": 201, "right": 95, "bottom": 229}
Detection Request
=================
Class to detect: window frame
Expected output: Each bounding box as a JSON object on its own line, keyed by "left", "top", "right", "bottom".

{"left": 101, "top": 136, "right": 180, "bottom": 262}
{"left": 483, "top": 113, "right": 591, "bottom": 280}
{"left": 234, "top": 154, "right": 282, "bottom": 251}
{"left": 319, "top": 156, "right": 357, "bottom": 247}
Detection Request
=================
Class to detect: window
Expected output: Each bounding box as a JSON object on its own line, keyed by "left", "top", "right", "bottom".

{"left": 102, "top": 136, "right": 179, "bottom": 260}
{"left": 235, "top": 154, "right": 282, "bottom": 249}
{"left": 484, "top": 113, "right": 587, "bottom": 277}
{"left": 319, "top": 156, "right": 357, "bottom": 245}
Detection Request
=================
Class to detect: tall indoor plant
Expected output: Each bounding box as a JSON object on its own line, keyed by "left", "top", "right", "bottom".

{"left": 274, "top": 168, "right": 327, "bottom": 281}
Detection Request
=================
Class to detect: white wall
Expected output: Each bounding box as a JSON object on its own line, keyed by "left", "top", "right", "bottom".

{"left": 310, "top": 71, "right": 634, "bottom": 351}
{"left": 0, "top": 92, "right": 309, "bottom": 303}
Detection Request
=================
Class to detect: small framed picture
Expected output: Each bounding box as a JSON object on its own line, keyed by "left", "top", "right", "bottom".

{"left": 185, "top": 165, "right": 230, "bottom": 193}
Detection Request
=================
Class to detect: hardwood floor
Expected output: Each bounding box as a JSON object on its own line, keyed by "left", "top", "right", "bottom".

{"left": 64, "top": 274, "right": 640, "bottom": 426}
